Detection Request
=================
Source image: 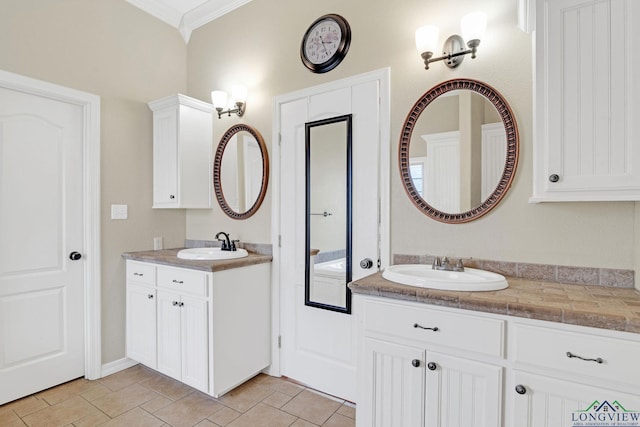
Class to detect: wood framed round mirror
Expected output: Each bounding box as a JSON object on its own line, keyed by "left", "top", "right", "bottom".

{"left": 213, "top": 124, "right": 269, "bottom": 219}
{"left": 399, "top": 79, "right": 519, "bottom": 223}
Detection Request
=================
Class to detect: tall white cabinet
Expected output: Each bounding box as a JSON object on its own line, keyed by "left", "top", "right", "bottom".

{"left": 126, "top": 260, "right": 271, "bottom": 397}
{"left": 530, "top": 0, "right": 640, "bottom": 202}
{"left": 148, "top": 94, "right": 213, "bottom": 208}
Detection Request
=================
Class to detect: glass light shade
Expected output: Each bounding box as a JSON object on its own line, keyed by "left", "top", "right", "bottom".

{"left": 415, "top": 25, "right": 439, "bottom": 54}
{"left": 231, "top": 85, "right": 247, "bottom": 103}
{"left": 461, "top": 12, "right": 487, "bottom": 42}
{"left": 211, "top": 90, "right": 228, "bottom": 109}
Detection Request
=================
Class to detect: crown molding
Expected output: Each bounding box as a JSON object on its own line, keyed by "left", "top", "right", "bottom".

{"left": 127, "top": 0, "right": 253, "bottom": 43}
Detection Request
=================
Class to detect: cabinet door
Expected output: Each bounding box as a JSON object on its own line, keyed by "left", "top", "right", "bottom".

{"left": 180, "top": 294, "right": 209, "bottom": 393}
{"left": 425, "top": 352, "right": 502, "bottom": 427}
{"left": 511, "top": 370, "right": 640, "bottom": 427}
{"left": 533, "top": 0, "right": 640, "bottom": 201}
{"left": 157, "top": 290, "right": 182, "bottom": 380}
{"left": 152, "top": 107, "right": 179, "bottom": 208}
{"left": 126, "top": 283, "right": 157, "bottom": 368}
{"left": 358, "top": 338, "right": 425, "bottom": 427}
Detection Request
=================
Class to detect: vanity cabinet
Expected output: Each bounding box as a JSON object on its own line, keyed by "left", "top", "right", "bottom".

{"left": 125, "top": 260, "right": 271, "bottom": 397}
{"left": 148, "top": 94, "right": 213, "bottom": 209}
{"left": 355, "top": 294, "right": 640, "bottom": 427}
{"left": 530, "top": 0, "right": 640, "bottom": 202}
{"left": 357, "top": 297, "right": 504, "bottom": 427}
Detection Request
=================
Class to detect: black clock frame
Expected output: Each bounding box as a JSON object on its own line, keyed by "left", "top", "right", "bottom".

{"left": 300, "top": 14, "right": 351, "bottom": 73}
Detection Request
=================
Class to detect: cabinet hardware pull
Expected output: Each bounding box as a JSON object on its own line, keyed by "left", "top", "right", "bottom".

{"left": 427, "top": 362, "right": 437, "bottom": 371}
{"left": 411, "top": 359, "right": 421, "bottom": 368}
{"left": 179, "top": 302, "right": 184, "bottom": 307}
{"left": 172, "top": 301, "right": 179, "bottom": 306}
{"left": 147, "top": 294, "right": 154, "bottom": 299}
{"left": 414, "top": 323, "right": 439, "bottom": 332}
{"left": 515, "top": 384, "right": 527, "bottom": 395}
{"left": 566, "top": 351, "right": 603, "bottom": 364}
{"left": 169, "top": 195, "right": 175, "bottom": 199}
{"left": 133, "top": 272, "right": 143, "bottom": 276}
{"left": 172, "top": 280, "right": 184, "bottom": 284}
{"left": 549, "top": 174, "right": 560, "bottom": 183}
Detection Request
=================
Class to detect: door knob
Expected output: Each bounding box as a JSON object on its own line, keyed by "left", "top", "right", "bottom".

{"left": 360, "top": 258, "right": 374, "bottom": 269}
{"left": 69, "top": 251, "right": 82, "bottom": 261}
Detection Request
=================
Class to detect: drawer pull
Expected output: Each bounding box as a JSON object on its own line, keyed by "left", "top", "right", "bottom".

{"left": 427, "top": 362, "right": 437, "bottom": 371}
{"left": 515, "top": 384, "right": 527, "bottom": 395}
{"left": 133, "top": 272, "right": 144, "bottom": 276}
{"left": 414, "top": 323, "right": 439, "bottom": 332}
{"left": 172, "top": 279, "right": 184, "bottom": 284}
{"left": 411, "top": 359, "right": 421, "bottom": 368}
{"left": 566, "top": 351, "right": 603, "bottom": 364}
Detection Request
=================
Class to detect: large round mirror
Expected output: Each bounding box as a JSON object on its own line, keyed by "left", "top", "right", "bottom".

{"left": 399, "top": 79, "right": 518, "bottom": 223}
{"left": 213, "top": 124, "right": 269, "bottom": 219}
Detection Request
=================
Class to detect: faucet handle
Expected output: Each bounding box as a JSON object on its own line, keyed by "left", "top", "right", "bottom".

{"left": 230, "top": 239, "right": 239, "bottom": 251}
{"left": 432, "top": 256, "right": 442, "bottom": 268}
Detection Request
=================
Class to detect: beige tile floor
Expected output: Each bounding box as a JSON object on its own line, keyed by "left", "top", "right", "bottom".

{"left": 0, "top": 365, "right": 356, "bottom": 427}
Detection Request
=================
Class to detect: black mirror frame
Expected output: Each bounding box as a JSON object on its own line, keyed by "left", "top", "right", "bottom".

{"left": 304, "top": 114, "right": 353, "bottom": 314}
{"left": 399, "top": 78, "right": 519, "bottom": 223}
{"left": 213, "top": 124, "right": 269, "bottom": 220}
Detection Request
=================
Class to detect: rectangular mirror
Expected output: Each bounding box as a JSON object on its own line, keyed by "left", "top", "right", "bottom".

{"left": 305, "top": 114, "right": 352, "bottom": 313}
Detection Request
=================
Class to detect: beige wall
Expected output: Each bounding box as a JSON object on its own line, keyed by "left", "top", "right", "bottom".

{"left": 0, "top": 0, "right": 188, "bottom": 364}
{"left": 186, "top": 0, "right": 638, "bottom": 274}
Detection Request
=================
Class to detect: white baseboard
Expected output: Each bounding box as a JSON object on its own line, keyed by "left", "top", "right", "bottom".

{"left": 100, "top": 357, "right": 138, "bottom": 378}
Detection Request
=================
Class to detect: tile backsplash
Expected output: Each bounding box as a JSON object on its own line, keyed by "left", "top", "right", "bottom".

{"left": 392, "top": 254, "right": 635, "bottom": 289}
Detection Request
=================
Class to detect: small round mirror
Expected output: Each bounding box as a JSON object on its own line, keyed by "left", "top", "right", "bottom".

{"left": 399, "top": 79, "right": 519, "bottom": 223}
{"left": 213, "top": 124, "right": 269, "bottom": 219}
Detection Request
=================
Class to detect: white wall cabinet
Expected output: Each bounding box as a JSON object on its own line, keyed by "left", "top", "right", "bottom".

{"left": 530, "top": 0, "right": 640, "bottom": 202}
{"left": 355, "top": 295, "right": 640, "bottom": 427}
{"left": 148, "top": 94, "right": 213, "bottom": 208}
{"left": 125, "top": 260, "right": 271, "bottom": 397}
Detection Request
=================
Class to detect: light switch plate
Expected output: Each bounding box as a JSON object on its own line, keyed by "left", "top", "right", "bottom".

{"left": 111, "top": 204, "right": 128, "bottom": 220}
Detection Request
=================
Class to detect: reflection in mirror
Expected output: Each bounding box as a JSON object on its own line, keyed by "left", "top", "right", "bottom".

{"left": 213, "top": 124, "right": 269, "bottom": 219}
{"left": 408, "top": 90, "right": 506, "bottom": 213}
{"left": 305, "top": 114, "right": 352, "bottom": 313}
{"left": 399, "top": 79, "right": 518, "bottom": 223}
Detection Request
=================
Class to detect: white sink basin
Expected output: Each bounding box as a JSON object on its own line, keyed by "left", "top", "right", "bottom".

{"left": 382, "top": 264, "right": 508, "bottom": 292}
{"left": 177, "top": 247, "right": 249, "bottom": 261}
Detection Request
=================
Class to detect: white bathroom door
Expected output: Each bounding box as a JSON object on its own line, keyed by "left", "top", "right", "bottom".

{"left": 0, "top": 85, "right": 86, "bottom": 404}
{"left": 276, "top": 69, "right": 389, "bottom": 401}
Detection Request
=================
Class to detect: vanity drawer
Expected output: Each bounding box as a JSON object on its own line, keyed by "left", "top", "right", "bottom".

{"left": 157, "top": 266, "right": 208, "bottom": 296}
{"left": 126, "top": 261, "right": 156, "bottom": 286}
{"left": 512, "top": 323, "right": 640, "bottom": 386}
{"left": 363, "top": 299, "right": 505, "bottom": 358}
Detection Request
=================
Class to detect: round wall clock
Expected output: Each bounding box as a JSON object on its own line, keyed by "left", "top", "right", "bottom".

{"left": 300, "top": 14, "right": 351, "bottom": 73}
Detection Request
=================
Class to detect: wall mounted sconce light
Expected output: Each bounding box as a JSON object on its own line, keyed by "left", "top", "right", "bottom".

{"left": 211, "top": 85, "right": 247, "bottom": 119}
{"left": 415, "top": 11, "right": 487, "bottom": 70}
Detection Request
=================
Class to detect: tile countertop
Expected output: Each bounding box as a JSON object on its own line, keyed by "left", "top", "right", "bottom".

{"left": 122, "top": 248, "right": 272, "bottom": 272}
{"left": 349, "top": 273, "right": 640, "bottom": 334}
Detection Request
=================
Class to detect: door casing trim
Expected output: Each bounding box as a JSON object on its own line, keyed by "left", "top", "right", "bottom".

{"left": 0, "top": 69, "right": 102, "bottom": 380}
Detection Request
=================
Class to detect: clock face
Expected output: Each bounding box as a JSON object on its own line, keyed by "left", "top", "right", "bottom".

{"left": 301, "top": 14, "right": 351, "bottom": 73}
{"left": 304, "top": 19, "right": 342, "bottom": 65}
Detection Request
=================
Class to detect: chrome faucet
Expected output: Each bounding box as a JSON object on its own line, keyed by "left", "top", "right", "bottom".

{"left": 215, "top": 231, "right": 235, "bottom": 251}
{"left": 432, "top": 256, "right": 465, "bottom": 272}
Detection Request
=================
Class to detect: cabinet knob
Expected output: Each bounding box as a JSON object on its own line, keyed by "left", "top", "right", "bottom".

{"left": 169, "top": 194, "right": 176, "bottom": 199}
{"left": 69, "top": 251, "right": 82, "bottom": 261}
{"left": 427, "top": 362, "right": 437, "bottom": 371}
{"left": 515, "top": 384, "right": 527, "bottom": 395}
{"left": 411, "top": 359, "right": 421, "bottom": 368}
{"left": 548, "top": 174, "right": 560, "bottom": 183}
{"left": 172, "top": 301, "right": 179, "bottom": 306}
{"left": 147, "top": 294, "right": 154, "bottom": 299}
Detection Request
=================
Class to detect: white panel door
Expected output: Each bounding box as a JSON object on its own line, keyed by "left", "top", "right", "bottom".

{"left": 156, "top": 290, "right": 182, "bottom": 381}
{"left": 0, "top": 86, "right": 85, "bottom": 404}
{"left": 126, "top": 283, "right": 157, "bottom": 369}
{"left": 180, "top": 295, "right": 208, "bottom": 393}
{"left": 425, "top": 352, "right": 502, "bottom": 427}
{"left": 278, "top": 70, "right": 388, "bottom": 401}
